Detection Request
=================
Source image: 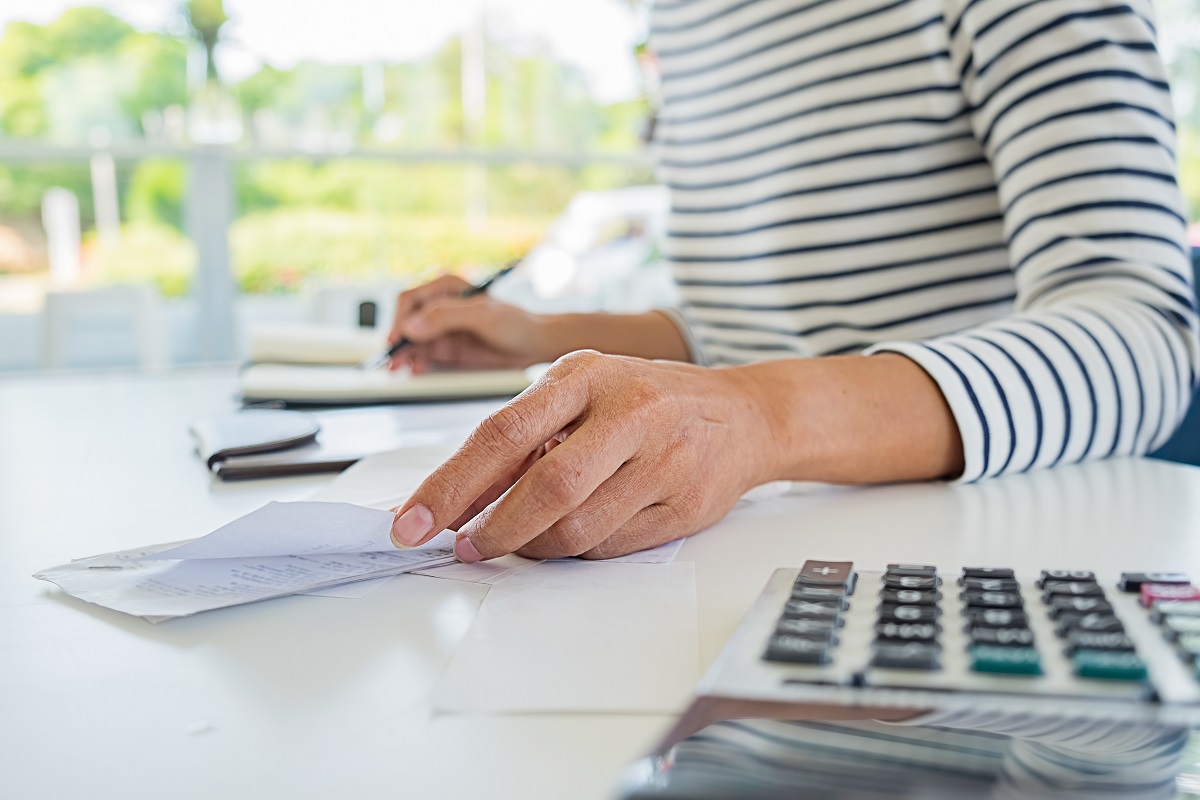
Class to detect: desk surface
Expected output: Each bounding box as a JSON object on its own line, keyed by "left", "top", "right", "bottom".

{"left": 3, "top": 368, "right": 1200, "bottom": 800}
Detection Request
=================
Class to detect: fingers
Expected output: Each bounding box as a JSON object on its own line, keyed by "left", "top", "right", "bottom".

{"left": 455, "top": 419, "right": 639, "bottom": 559}
{"left": 402, "top": 295, "right": 496, "bottom": 343}
{"left": 387, "top": 273, "right": 472, "bottom": 346}
{"left": 390, "top": 357, "right": 596, "bottom": 547}
{"left": 578, "top": 503, "right": 688, "bottom": 560}
{"left": 513, "top": 460, "right": 657, "bottom": 559}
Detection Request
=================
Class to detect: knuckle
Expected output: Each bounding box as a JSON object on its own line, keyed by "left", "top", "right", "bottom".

{"left": 475, "top": 403, "right": 540, "bottom": 453}
{"left": 534, "top": 458, "right": 588, "bottom": 508}
{"left": 538, "top": 516, "right": 594, "bottom": 558}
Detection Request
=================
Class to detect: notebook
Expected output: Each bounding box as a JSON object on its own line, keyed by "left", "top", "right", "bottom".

{"left": 247, "top": 323, "right": 386, "bottom": 365}
{"left": 240, "top": 364, "right": 535, "bottom": 406}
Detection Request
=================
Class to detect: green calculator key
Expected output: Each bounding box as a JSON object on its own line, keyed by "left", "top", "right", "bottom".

{"left": 970, "top": 645, "right": 1042, "bottom": 675}
{"left": 1073, "top": 649, "right": 1148, "bottom": 681}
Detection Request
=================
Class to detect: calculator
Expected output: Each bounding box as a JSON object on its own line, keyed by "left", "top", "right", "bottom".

{"left": 656, "top": 561, "right": 1200, "bottom": 751}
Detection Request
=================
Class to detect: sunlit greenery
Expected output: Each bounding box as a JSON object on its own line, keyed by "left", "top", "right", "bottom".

{"left": 0, "top": 2, "right": 1195, "bottom": 297}
{"left": 0, "top": 5, "right": 650, "bottom": 293}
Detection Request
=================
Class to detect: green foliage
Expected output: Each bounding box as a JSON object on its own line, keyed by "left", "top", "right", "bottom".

{"left": 125, "top": 159, "right": 185, "bottom": 230}
{"left": 87, "top": 219, "right": 196, "bottom": 296}
{"left": 231, "top": 210, "right": 548, "bottom": 294}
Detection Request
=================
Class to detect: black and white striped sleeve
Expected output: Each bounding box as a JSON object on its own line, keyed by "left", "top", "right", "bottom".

{"left": 867, "top": 0, "right": 1199, "bottom": 481}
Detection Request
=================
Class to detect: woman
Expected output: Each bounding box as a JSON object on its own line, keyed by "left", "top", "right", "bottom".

{"left": 385, "top": 0, "right": 1197, "bottom": 566}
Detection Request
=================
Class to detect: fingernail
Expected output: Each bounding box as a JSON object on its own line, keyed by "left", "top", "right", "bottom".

{"left": 391, "top": 504, "right": 433, "bottom": 547}
{"left": 407, "top": 317, "right": 428, "bottom": 336}
{"left": 455, "top": 537, "right": 483, "bottom": 563}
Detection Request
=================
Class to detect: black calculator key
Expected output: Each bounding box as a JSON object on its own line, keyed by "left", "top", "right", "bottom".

{"left": 969, "top": 627, "right": 1036, "bottom": 647}
{"left": 879, "top": 588, "right": 940, "bottom": 606}
{"left": 775, "top": 618, "right": 839, "bottom": 643}
{"left": 1162, "top": 616, "right": 1200, "bottom": 640}
{"left": 874, "top": 622, "right": 940, "bottom": 642}
{"left": 1176, "top": 634, "right": 1200, "bottom": 662}
{"left": 782, "top": 599, "right": 842, "bottom": 622}
{"left": 886, "top": 564, "right": 937, "bottom": 577}
{"left": 964, "top": 608, "right": 1029, "bottom": 629}
{"left": 764, "top": 635, "right": 831, "bottom": 665}
{"left": 878, "top": 604, "right": 941, "bottom": 624}
{"left": 1042, "top": 581, "right": 1105, "bottom": 598}
{"left": 960, "top": 577, "right": 1020, "bottom": 593}
{"left": 962, "top": 591, "right": 1023, "bottom": 609}
{"left": 1039, "top": 570, "right": 1096, "bottom": 586}
{"left": 961, "top": 567, "right": 1015, "bottom": 581}
{"left": 791, "top": 586, "right": 849, "bottom": 609}
{"left": 871, "top": 642, "right": 942, "bottom": 670}
{"left": 1047, "top": 596, "right": 1113, "bottom": 618}
{"left": 796, "top": 561, "right": 857, "bottom": 594}
{"left": 1064, "top": 630, "right": 1136, "bottom": 653}
{"left": 1056, "top": 613, "right": 1124, "bottom": 636}
{"left": 1151, "top": 600, "right": 1200, "bottom": 622}
{"left": 1118, "top": 572, "right": 1188, "bottom": 592}
{"left": 881, "top": 574, "right": 941, "bottom": 590}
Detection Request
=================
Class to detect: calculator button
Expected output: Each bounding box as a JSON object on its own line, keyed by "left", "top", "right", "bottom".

{"left": 961, "top": 591, "right": 1023, "bottom": 609}
{"left": 961, "top": 567, "right": 1015, "bottom": 581}
{"left": 886, "top": 564, "right": 937, "bottom": 577}
{"left": 969, "top": 627, "right": 1036, "bottom": 648}
{"left": 1064, "top": 630, "right": 1136, "bottom": 653}
{"left": 970, "top": 645, "right": 1042, "bottom": 675}
{"left": 796, "top": 561, "right": 857, "bottom": 594}
{"left": 1073, "top": 650, "right": 1147, "bottom": 681}
{"left": 775, "top": 618, "right": 839, "bottom": 643}
{"left": 1038, "top": 570, "right": 1096, "bottom": 586}
{"left": 791, "top": 586, "right": 849, "bottom": 609}
{"left": 963, "top": 608, "right": 1029, "bottom": 629}
{"left": 871, "top": 642, "right": 942, "bottom": 670}
{"left": 764, "top": 635, "right": 831, "bottom": 665}
{"left": 1118, "top": 572, "right": 1188, "bottom": 592}
{"left": 874, "top": 622, "right": 940, "bottom": 642}
{"left": 1150, "top": 600, "right": 1200, "bottom": 622}
{"left": 960, "top": 577, "right": 1019, "bottom": 593}
{"left": 1046, "top": 596, "right": 1113, "bottom": 618}
{"left": 1056, "top": 613, "right": 1125, "bottom": 636}
{"left": 1041, "top": 581, "right": 1105, "bottom": 598}
{"left": 879, "top": 588, "right": 940, "bottom": 606}
{"left": 1162, "top": 616, "right": 1200, "bottom": 640}
{"left": 881, "top": 574, "right": 941, "bottom": 590}
{"left": 782, "top": 599, "right": 842, "bottom": 622}
{"left": 878, "top": 603, "right": 941, "bottom": 624}
{"left": 1141, "top": 584, "right": 1200, "bottom": 607}
{"left": 1175, "top": 634, "right": 1200, "bottom": 662}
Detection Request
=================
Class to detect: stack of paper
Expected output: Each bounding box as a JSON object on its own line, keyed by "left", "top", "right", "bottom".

{"left": 34, "top": 501, "right": 456, "bottom": 623}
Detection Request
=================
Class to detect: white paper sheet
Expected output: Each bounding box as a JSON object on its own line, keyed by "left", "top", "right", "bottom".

{"left": 140, "top": 501, "right": 455, "bottom": 561}
{"left": 412, "top": 554, "right": 539, "bottom": 585}
{"left": 36, "top": 542, "right": 454, "bottom": 620}
{"left": 433, "top": 560, "right": 699, "bottom": 713}
{"left": 300, "top": 575, "right": 395, "bottom": 598}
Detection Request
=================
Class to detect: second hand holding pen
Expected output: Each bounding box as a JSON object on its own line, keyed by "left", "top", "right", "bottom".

{"left": 360, "top": 259, "right": 520, "bottom": 371}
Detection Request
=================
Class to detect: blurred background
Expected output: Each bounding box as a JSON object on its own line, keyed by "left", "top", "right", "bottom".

{"left": 0, "top": 0, "right": 1195, "bottom": 372}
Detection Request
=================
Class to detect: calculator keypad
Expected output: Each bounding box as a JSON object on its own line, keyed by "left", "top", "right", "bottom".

{"left": 760, "top": 564, "right": 1181, "bottom": 689}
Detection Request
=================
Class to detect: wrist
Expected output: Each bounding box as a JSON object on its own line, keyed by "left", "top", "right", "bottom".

{"left": 715, "top": 363, "right": 801, "bottom": 488}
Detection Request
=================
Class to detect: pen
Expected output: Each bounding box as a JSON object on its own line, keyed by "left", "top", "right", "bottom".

{"left": 360, "top": 258, "right": 521, "bottom": 371}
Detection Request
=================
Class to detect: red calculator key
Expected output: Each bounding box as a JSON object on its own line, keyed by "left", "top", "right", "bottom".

{"left": 1141, "top": 583, "right": 1200, "bottom": 607}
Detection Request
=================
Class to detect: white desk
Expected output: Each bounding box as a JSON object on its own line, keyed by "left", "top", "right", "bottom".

{"left": 3, "top": 368, "right": 1200, "bottom": 799}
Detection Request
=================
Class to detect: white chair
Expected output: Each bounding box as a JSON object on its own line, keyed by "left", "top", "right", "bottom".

{"left": 41, "top": 285, "right": 169, "bottom": 371}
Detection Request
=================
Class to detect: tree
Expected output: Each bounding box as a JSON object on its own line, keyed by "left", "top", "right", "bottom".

{"left": 183, "top": 0, "right": 228, "bottom": 83}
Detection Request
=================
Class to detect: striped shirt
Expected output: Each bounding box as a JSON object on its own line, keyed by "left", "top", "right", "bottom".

{"left": 650, "top": 0, "right": 1200, "bottom": 483}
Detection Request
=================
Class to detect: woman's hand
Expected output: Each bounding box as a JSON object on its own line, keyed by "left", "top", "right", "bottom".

{"left": 388, "top": 350, "right": 779, "bottom": 561}
{"left": 387, "top": 274, "right": 554, "bottom": 373}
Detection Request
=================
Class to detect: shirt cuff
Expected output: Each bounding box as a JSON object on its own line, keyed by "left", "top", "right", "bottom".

{"left": 654, "top": 307, "right": 709, "bottom": 366}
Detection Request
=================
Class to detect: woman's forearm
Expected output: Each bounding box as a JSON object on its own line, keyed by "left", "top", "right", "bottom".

{"left": 731, "top": 353, "right": 965, "bottom": 484}
{"left": 537, "top": 310, "right": 691, "bottom": 362}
